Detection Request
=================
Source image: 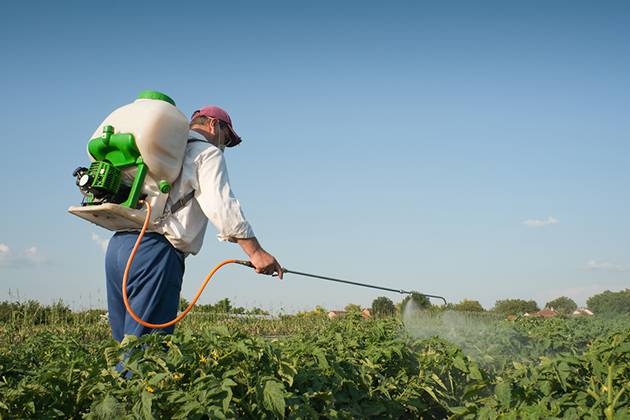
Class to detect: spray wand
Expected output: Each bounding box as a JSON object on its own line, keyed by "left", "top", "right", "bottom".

{"left": 233, "top": 260, "right": 447, "bottom": 305}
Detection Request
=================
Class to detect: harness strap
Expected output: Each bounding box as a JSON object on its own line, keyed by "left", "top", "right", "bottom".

{"left": 167, "top": 137, "right": 207, "bottom": 215}
{"left": 170, "top": 190, "right": 195, "bottom": 214}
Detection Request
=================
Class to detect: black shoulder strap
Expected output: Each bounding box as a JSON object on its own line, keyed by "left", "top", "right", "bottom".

{"left": 170, "top": 190, "right": 196, "bottom": 214}
{"left": 168, "top": 137, "right": 208, "bottom": 214}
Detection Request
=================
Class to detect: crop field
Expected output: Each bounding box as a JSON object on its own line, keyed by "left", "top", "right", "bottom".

{"left": 0, "top": 309, "right": 629, "bottom": 419}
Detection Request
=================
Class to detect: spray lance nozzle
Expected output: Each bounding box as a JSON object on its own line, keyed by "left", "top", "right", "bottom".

{"left": 233, "top": 260, "right": 448, "bottom": 305}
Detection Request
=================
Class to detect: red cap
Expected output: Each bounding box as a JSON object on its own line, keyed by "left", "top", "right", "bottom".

{"left": 191, "top": 105, "right": 242, "bottom": 147}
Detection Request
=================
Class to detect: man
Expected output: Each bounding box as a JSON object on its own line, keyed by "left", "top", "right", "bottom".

{"left": 105, "top": 105, "right": 282, "bottom": 342}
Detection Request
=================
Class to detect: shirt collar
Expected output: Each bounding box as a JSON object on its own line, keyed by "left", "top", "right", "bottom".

{"left": 189, "top": 129, "right": 207, "bottom": 141}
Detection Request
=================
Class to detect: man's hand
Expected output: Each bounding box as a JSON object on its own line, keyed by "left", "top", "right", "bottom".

{"left": 250, "top": 248, "right": 283, "bottom": 279}
{"left": 235, "top": 237, "right": 283, "bottom": 279}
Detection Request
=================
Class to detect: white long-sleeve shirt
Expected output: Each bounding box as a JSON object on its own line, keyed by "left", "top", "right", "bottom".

{"left": 156, "top": 130, "right": 255, "bottom": 255}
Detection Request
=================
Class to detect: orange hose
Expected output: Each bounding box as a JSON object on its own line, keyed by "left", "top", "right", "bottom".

{"left": 122, "top": 199, "right": 241, "bottom": 329}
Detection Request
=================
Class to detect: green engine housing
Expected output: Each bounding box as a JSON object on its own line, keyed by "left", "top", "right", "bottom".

{"left": 76, "top": 125, "right": 148, "bottom": 208}
{"left": 87, "top": 161, "right": 122, "bottom": 195}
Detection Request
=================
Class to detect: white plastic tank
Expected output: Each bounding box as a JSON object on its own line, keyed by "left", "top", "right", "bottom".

{"left": 89, "top": 90, "right": 189, "bottom": 184}
{"left": 70, "top": 91, "right": 190, "bottom": 231}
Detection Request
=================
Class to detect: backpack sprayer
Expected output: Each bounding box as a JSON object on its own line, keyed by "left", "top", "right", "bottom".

{"left": 69, "top": 90, "right": 190, "bottom": 231}
{"left": 70, "top": 91, "right": 447, "bottom": 329}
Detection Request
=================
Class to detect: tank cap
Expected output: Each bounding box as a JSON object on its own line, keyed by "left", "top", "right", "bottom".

{"left": 158, "top": 180, "right": 171, "bottom": 193}
{"left": 137, "top": 90, "right": 176, "bottom": 106}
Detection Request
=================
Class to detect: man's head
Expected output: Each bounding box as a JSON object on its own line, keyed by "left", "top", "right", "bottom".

{"left": 190, "top": 106, "right": 242, "bottom": 151}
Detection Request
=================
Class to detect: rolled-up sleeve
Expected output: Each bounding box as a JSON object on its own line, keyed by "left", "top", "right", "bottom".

{"left": 194, "top": 147, "right": 255, "bottom": 242}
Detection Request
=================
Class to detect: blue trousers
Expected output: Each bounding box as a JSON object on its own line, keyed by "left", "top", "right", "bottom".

{"left": 105, "top": 231, "right": 185, "bottom": 342}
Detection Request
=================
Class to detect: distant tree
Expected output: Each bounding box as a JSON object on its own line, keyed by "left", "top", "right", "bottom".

{"left": 313, "top": 305, "right": 327, "bottom": 315}
{"left": 232, "top": 306, "right": 246, "bottom": 315}
{"left": 401, "top": 293, "right": 431, "bottom": 312}
{"left": 48, "top": 300, "right": 72, "bottom": 322}
{"left": 0, "top": 301, "right": 17, "bottom": 323}
{"left": 179, "top": 297, "right": 190, "bottom": 312}
{"left": 215, "top": 298, "right": 232, "bottom": 313}
{"left": 78, "top": 308, "right": 108, "bottom": 323}
{"left": 344, "top": 303, "right": 362, "bottom": 314}
{"left": 195, "top": 303, "right": 213, "bottom": 313}
{"left": 545, "top": 296, "right": 577, "bottom": 315}
{"left": 371, "top": 296, "right": 396, "bottom": 318}
{"left": 247, "top": 307, "right": 270, "bottom": 316}
{"left": 0, "top": 299, "right": 71, "bottom": 324}
{"left": 21, "top": 300, "right": 46, "bottom": 323}
{"left": 492, "top": 299, "right": 539, "bottom": 316}
{"left": 453, "top": 299, "right": 485, "bottom": 312}
{"left": 296, "top": 305, "right": 327, "bottom": 318}
{"left": 587, "top": 289, "right": 630, "bottom": 316}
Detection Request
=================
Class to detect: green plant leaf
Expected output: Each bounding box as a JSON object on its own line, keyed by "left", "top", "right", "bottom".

{"left": 495, "top": 381, "right": 511, "bottom": 408}
{"left": 263, "top": 379, "right": 286, "bottom": 418}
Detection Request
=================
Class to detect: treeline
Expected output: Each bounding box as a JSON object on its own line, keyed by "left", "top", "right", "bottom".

{"left": 359, "top": 289, "right": 630, "bottom": 318}
{"left": 178, "top": 297, "right": 269, "bottom": 316}
{"left": 475, "top": 289, "right": 630, "bottom": 317}
{"left": 0, "top": 297, "right": 269, "bottom": 325}
{"left": 0, "top": 300, "right": 105, "bottom": 324}
{"left": 2, "top": 288, "right": 628, "bottom": 323}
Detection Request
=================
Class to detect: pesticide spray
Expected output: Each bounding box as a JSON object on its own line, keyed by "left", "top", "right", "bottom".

{"left": 401, "top": 301, "right": 534, "bottom": 368}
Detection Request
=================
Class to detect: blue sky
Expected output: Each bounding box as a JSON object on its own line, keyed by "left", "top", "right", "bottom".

{"left": 0, "top": 1, "right": 628, "bottom": 312}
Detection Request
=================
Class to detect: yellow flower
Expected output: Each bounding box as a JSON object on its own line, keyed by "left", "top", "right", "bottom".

{"left": 199, "top": 355, "right": 208, "bottom": 364}
{"left": 211, "top": 350, "right": 220, "bottom": 360}
{"left": 146, "top": 385, "right": 155, "bottom": 393}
